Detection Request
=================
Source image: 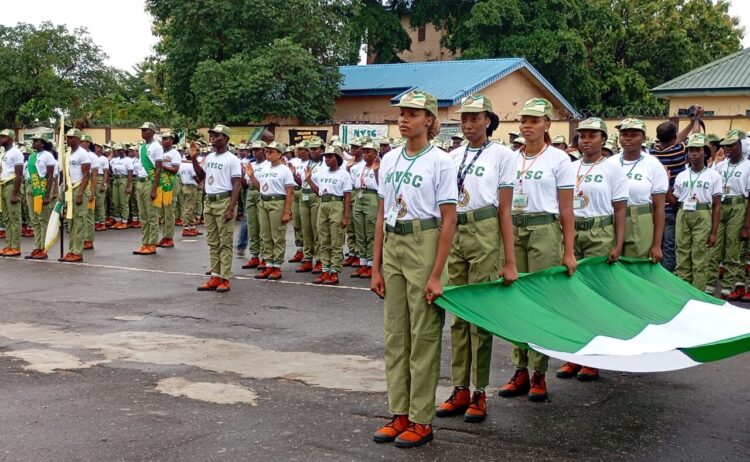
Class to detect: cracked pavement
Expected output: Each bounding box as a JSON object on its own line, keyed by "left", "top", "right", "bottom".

{"left": 0, "top": 227, "right": 748, "bottom": 461}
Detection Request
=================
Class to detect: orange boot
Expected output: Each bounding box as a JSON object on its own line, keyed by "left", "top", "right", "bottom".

{"left": 216, "top": 279, "right": 231, "bottom": 293}
{"left": 311, "top": 261, "right": 323, "bottom": 274}
{"left": 498, "top": 369, "right": 530, "bottom": 398}
{"left": 295, "top": 260, "right": 313, "bottom": 273}
{"left": 577, "top": 367, "right": 600, "bottom": 381}
{"left": 394, "top": 423, "right": 433, "bottom": 449}
{"left": 435, "top": 387, "right": 471, "bottom": 418}
{"left": 528, "top": 371, "right": 548, "bottom": 402}
{"left": 464, "top": 390, "right": 487, "bottom": 423}
{"left": 313, "top": 272, "right": 330, "bottom": 284}
{"left": 268, "top": 268, "right": 282, "bottom": 280}
{"left": 197, "top": 276, "right": 222, "bottom": 291}
{"left": 83, "top": 241, "right": 94, "bottom": 250}
{"left": 322, "top": 271, "right": 339, "bottom": 285}
{"left": 242, "top": 257, "right": 260, "bottom": 269}
{"left": 288, "top": 250, "right": 304, "bottom": 263}
{"left": 255, "top": 267, "right": 273, "bottom": 280}
{"left": 350, "top": 266, "right": 367, "bottom": 278}
{"left": 556, "top": 362, "right": 582, "bottom": 379}
{"left": 372, "top": 415, "right": 409, "bottom": 444}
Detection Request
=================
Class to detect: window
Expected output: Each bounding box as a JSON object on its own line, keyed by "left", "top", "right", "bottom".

{"left": 417, "top": 25, "right": 426, "bottom": 42}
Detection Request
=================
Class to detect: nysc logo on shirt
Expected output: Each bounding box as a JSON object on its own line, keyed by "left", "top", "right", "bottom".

{"left": 260, "top": 172, "right": 279, "bottom": 179}
{"left": 386, "top": 171, "right": 423, "bottom": 187}
{"left": 577, "top": 174, "right": 604, "bottom": 183}
{"left": 626, "top": 173, "right": 643, "bottom": 181}
{"left": 517, "top": 170, "right": 543, "bottom": 180}
{"left": 318, "top": 177, "right": 339, "bottom": 185}
{"left": 462, "top": 165, "right": 485, "bottom": 177}
{"left": 681, "top": 180, "right": 711, "bottom": 189}
{"left": 205, "top": 162, "right": 223, "bottom": 170}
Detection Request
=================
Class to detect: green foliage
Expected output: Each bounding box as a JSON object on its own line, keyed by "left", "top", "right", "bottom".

{"left": 0, "top": 22, "right": 111, "bottom": 127}
{"left": 147, "top": 0, "right": 358, "bottom": 122}
{"left": 349, "top": 0, "right": 412, "bottom": 63}
{"left": 404, "top": 0, "right": 743, "bottom": 112}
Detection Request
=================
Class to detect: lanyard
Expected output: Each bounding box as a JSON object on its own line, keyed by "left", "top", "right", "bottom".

{"left": 688, "top": 168, "right": 706, "bottom": 196}
{"left": 392, "top": 145, "right": 430, "bottom": 201}
{"left": 575, "top": 157, "right": 604, "bottom": 194}
{"left": 359, "top": 164, "right": 371, "bottom": 189}
{"left": 620, "top": 155, "right": 643, "bottom": 177}
{"left": 457, "top": 139, "right": 490, "bottom": 191}
{"left": 723, "top": 159, "right": 743, "bottom": 186}
{"left": 518, "top": 145, "right": 547, "bottom": 191}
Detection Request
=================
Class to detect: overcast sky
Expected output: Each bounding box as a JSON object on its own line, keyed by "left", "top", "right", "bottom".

{"left": 1, "top": 0, "right": 749, "bottom": 71}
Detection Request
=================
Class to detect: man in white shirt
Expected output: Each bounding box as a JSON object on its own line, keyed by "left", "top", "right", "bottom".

{"left": 158, "top": 131, "right": 181, "bottom": 248}
{"left": 133, "top": 122, "right": 164, "bottom": 255}
{"left": 24, "top": 134, "right": 58, "bottom": 259}
{"left": 0, "top": 129, "right": 24, "bottom": 256}
{"left": 59, "top": 129, "right": 92, "bottom": 262}
{"left": 194, "top": 125, "right": 241, "bottom": 293}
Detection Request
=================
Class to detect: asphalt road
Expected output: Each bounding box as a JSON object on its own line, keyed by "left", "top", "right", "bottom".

{"left": 0, "top": 226, "right": 748, "bottom": 462}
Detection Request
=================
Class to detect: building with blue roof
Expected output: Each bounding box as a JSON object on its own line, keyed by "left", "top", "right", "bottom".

{"left": 335, "top": 58, "right": 579, "bottom": 124}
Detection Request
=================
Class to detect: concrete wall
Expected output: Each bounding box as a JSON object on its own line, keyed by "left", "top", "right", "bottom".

{"left": 395, "top": 16, "right": 458, "bottom": 63}
{"left": 666, "top": 95, "right": 750, "bottom": 118}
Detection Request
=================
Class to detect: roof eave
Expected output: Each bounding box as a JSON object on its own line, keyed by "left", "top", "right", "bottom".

{"left": 652, "top": 88, "right": 750, "bottom": 97}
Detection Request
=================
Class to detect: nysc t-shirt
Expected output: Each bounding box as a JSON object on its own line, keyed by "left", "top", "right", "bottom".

{"left": 203, "top": 151, "right": 241, "bottom": 194}
{"left": 449, "top": 141, "right": 515, "bottom": 212}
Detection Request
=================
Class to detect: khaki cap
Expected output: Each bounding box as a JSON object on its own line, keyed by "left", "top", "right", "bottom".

{"left": 251, "top": 140, "right": 267, "bottom": 149}
{"left": 140, "top": 122, "right": 157, "bottom": 131}
{"left": 576, "top": 117, "right": 608, "bottom": 136}
{"left": 615, "top": 118, "right": 646, "bottom": 133}
{"left": 323, "top": 144, "right": 343, "bottom": 158}
{"left": 266, "top": 141, "right": 286, "bottom": 152}
{"left": 208, "top": 124, "right": 231, "bottom": 138}
{"left": 307, "top": 136, "right": 325, "bottom": 148}
{"left": 392, "top": 90, "right": 438, "bottom": 117}
{"left": 720, "top": 129, "right": 745, "bottom": 146}
{"left": 551, "top": 135, "right": 567, "bottom": 144}
{"left": 686, "top": 133, "right": 708, "bottom": 148}
{"left": 518, "top": 98, "right": 553, "bottom": 118}
{"left": 66, "top": 128, "right": 83, "bottom": 139}
{"left": 456, "top": 94, "right": 493, "bottom": 113}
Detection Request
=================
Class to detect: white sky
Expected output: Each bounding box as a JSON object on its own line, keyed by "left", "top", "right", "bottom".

{"left": 1, "top": 0, "right": 749, "bottom": 71}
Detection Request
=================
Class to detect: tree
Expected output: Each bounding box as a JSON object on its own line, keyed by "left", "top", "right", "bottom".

{"left": 402, "top": 0, "right": 742, "bottom": 112}
{"left": 348, "top": 0, "right": 412, "bottom": 63}
{"left": 191, "top": 38, "right": 340, "bottom": 124}
{"left": 147, "top": 0, "right": 359, "bottom": 121}
{"left": 0, "top": 22, "right": 111, "bottom": 127}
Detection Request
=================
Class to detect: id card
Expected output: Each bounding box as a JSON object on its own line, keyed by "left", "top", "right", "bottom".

{"left": 386, "top": 210, "right": 397, "bottom": 227}
{"left": 357, "top": 190, "right": 363, "bottom": 200}
{"left": 573, "top": 196, "right": 585, "bottom": 210}
{"left": 683, "top": 198, "right": 697, "bottom": 211}
{"left": 302, "top": 194, "right": 310, "bottom": 201}
{"left": 512, "top": 192, "right": 529, "bottom": 211}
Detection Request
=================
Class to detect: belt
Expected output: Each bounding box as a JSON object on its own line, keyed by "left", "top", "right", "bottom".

{"left": 113, "top": 174, "right": 127, "bottom": 179}
{"left": 722, "top": 195, "right": 746, "bottom": 205}
{"left": 137, "top": 177, "right": 148, "bottom": 183}
{"left": 386, "top": 217, "right": 440, "bottom": 235}
{"left": 206, "top": 191, "right": 231, "bottom": 202}
{"left": 457, "top": 205, "right": 497, "bottom": 226}
{"left": 302, "top": 188, "right": 313, "bottom": 194}
{"left": 294, "top": 186, "right": 302, "bottom": 191}
{"left": 679, "top": 202, "right": 711, "bottom": 211}
{"left": 321, "top": 195, "right": 343, "bottom": 202}
{"left": 182, "top": 184, "right": 198, "bottom": 189}
{"left": 512, "top": 213, "right": 557, "bottom": 227}
{"left": 575, "top": 215, "right": 614, "bottom": 231}
{"left": 627, "top": 204, "right": 652, "bottom": 217}
{"left": 261, "top": 194, "right": 286, "bottom": 202}
{"left": 359, "top": 189, "right": 378, "bottom": 195}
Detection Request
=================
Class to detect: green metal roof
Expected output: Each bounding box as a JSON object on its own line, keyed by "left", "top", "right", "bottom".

{"left": 652, "top": 48, "right": 750, "bottom": 97}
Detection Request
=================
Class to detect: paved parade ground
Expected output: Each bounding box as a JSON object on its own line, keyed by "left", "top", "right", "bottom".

{"left": 0, "top": 228, "right": 749, "bottom": 461}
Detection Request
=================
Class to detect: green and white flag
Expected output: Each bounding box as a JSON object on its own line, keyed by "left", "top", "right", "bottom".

{"left": 436, "top": 257, "right": 750, "bottom": 372}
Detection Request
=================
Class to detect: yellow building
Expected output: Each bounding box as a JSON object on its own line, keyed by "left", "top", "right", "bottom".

{"left": 653, "top": 48, "right": 750, "bottom": 119}
{"left": 336, "top": 58, "right": 579, "bottom": 125}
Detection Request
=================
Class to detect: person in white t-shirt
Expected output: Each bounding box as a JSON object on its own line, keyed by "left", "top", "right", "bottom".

{"left": 193, "top": 125, "right": 241, "bottom": 293}
{"left": 59, "top": 129, "right": 92, "bottom": 262}
{"left": 157, "top": 131, "right": 181, "bottom": 248}
{"left": 305, "top": 144, "right": 352, "bottom": 285}
{"left": 24, "top": 134, "right": 58, "bottom": 259}
{"left": 109, "top": 143, "right": 134, "bottom": 229}
{"left": 343, "top": 138, "right": 364, "bottom": 268}
{"left": 556, "top": 118, "right": 628, "bottom": 383}
{"left": 434, "top": 95, "right": 517, "bottom": 424}
{"left": 498, "top": 98, "right": 576, "bottom": 404}
{"left": 247, "top": 141, "right": 295, "bottom": 280}
{"left": 286, "top": 141, "right": 309, "bottom": 264}
{"left": 178, "top": 149, "right": 201, "bottom": 237}
{"left": 80, "top": 135, "right": 99, "bottom": 251}
{"left": 350, "top": 140, "right": 381, "bottom": 278}
{"left": 93, "top": 143, "right": 110, "bottom": 232}
{"left": 0, "top": 129, "right": 24, "bottom": 256}
{"left": 672, "top": 133, "right": 721, "bottom": 291}
{"left": 239, "top": 140, "right": 269, "bottom": 270}
{"left": 371, "top": 90, "right": 457, "bottom": 448}
{"left": 708, "top": 130, "right": 750, "bottom": 300}
{"left": 613, "top": 118, "right": 668, "bottom": 263}
{"left": 296, "top": 136, "right": 326, "bottom": 274}
{"left": 128, "top": 145, "right": 142, "bottom": 228}
{"left": 133, "top": 122, "right": 164, "bottom": 256}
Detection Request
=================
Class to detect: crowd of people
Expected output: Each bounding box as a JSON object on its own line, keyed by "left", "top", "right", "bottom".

{"left": 1, "top": 91, "right": 749, "bottom": 448}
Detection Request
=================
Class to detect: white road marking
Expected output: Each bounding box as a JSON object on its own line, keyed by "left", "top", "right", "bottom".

{"left": 2, "top": 348, "right": 108, "bottom": 373}
{"left": 15, "top": 258, "right": 370, "bottom": 291}
{"left": 156, "top": 377, "right": 258, "bottom": 405}
{"left": 113, "top": 316, "right": 145, "bottom": 322}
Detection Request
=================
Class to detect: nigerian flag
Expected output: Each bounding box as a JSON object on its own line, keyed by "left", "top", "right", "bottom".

{"left": 435, "top": 257, "right": 750, "bottom": 373}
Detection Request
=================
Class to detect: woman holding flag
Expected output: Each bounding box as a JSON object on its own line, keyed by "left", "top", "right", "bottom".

{"left": 24, "top": 134, "right": 58, "bottom": 260}
{"left": 58, "top": 129, "right": 92, "bottom": 263}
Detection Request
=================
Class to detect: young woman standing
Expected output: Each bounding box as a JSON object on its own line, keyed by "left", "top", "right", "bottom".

{"left": 612, "top": 119, "right": 667, "bottom": 262}
{"left": 109, "top": 144, "right": 134, "bottom": 230}
{"left": 370, "top": 90, "right": 457, "bottom": 448}
{"left": 248, "top": 141, "right": 295, "bottom": 280}
{"left": 673, "top": 133, "right": 722, "bottom": 290}
{"left": 306, "top": 145, "right": 352, "bottom": 285}
{"left": 497, "top": 98, "right": 577, "bottom": 403}
{"left": 350, "top": 140, "right": 381, "bottom": 278}
{"left": 555, "top": 118, "right": 628, "bottom": 382}
{"left": 297, "top": 137, "right": 325, "bottom": 274}
{"left": 435, "top": 94, "right": 517, "bottom": 423}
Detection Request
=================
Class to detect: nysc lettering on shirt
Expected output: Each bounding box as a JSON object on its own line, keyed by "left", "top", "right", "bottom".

{"left": 384, "top": 170, "right": 424, "bottom": 188}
